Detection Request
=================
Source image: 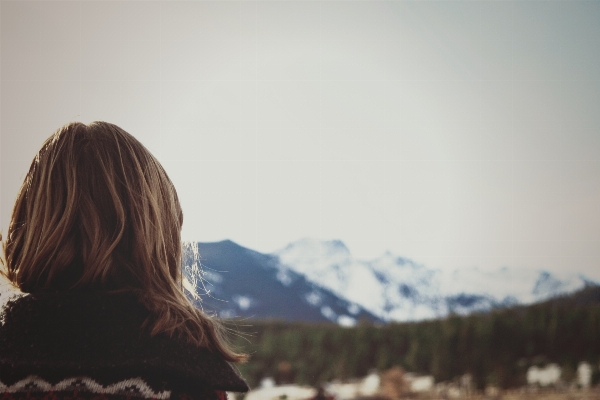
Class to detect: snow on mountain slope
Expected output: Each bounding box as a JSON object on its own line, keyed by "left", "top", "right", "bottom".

{"left": 274, "top": 239, "right": 383, "bottom": 314}
{"left": 182, "top": 240, "right": 382, "bottom": 325}
{"left": 275, "top": 238, "right": 598, "bottom": 322}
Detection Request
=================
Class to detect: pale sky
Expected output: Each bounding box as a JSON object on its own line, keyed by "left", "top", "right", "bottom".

{"left": 1, "top": 1, "right": 599, "bottom": 279}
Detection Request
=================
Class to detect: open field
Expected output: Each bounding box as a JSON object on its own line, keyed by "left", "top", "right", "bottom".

{"left": 413, "top": 389, "right": 600, "bottom": 400}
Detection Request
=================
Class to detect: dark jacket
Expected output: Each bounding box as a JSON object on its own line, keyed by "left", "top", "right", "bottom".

{"left": 0, "top": 291, "right": 249, "bottom": 400}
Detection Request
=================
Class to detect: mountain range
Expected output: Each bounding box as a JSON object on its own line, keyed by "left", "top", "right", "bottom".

{"left": 183, "top": 238, "right": 598, "bottom": 326}
{"left": 182, "top": 240, "right": 380, "bottom": 326}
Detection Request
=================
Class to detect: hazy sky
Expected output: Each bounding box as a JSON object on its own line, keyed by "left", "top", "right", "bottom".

{"left": 1, "top": 1, "right": 599, "bottom": 279}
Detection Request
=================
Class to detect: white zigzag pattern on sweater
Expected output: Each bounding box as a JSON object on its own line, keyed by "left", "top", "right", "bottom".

{"left": 0, "top": 375, "right": 171, "bottom": 399}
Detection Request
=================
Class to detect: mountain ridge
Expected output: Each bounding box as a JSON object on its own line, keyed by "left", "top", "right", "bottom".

{"left": 182, "top": 240, "right": 381, "bottom": 326}
{"left": 183, "top": 238, "right": 598, "bottom": 325}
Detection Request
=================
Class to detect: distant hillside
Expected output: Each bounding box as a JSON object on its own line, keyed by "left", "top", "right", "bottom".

{"left": 230, "top": 284, "right": 600, "bottom": 390}
{"left": 551, "top": 283, "right": 600, "bottom": 305}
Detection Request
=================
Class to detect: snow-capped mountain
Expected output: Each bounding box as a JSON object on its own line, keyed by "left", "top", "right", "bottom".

{"left": 275, "top": 238, "right": 597, "bottom": 321}
{"left": 182, "top": 240, "right": 381, "bottom": 326}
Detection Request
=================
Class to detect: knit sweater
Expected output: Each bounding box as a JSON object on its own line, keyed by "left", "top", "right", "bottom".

{"left": 0, "top": 291, "right": 249, "bottom": 400}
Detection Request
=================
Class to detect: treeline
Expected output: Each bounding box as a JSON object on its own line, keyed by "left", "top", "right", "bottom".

{"left": 226, "top": 285, "right": 600, "bottom": 390}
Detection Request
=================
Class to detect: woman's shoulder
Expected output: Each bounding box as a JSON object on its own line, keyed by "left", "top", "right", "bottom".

{"left": 0, "top": 292, "right": 249, "bottom": 397}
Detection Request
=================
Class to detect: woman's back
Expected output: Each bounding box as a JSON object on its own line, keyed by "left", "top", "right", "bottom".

{"left": 0, "top": 122, "right": 247, "bottom": 399}
{"left": 0, "top": 292, "right": 247, "bottom": 399}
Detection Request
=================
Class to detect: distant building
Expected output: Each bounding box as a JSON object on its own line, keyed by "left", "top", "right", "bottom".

{"left": 244, "top": 385, "right": 316, "bottom": 400}
{"left": 260, "top": 377, "right": 276, "bottom": 388}
{"left": 527, "top": 364, "right": 561, "bottom": 387}
{"left": 403, "top": 373, "right": 434, "bottom": 393}
{"left": 578, "top": 362, "right": 592, "bottom": 388}
{"left": 326, "top": 372, "right": 380, "bottom": 400}
{"left": 433, "top": 382, "right": 464, "bottom": 399}
{"left": 360, "top": 372, "right": 381, "bottom": 395}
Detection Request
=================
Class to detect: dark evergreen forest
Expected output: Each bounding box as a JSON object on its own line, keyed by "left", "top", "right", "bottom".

{"left": 227, "top": 285, "right": 600, "bottom": 390}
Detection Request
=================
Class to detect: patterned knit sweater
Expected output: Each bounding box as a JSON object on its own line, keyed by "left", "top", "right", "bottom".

{"left": 0, "top": 292, "right": 249, "bottom": 400}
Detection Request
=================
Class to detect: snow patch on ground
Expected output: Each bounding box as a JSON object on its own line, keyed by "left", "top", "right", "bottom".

{"left": 232, "top": 295, "right": 253, "bottom": 311}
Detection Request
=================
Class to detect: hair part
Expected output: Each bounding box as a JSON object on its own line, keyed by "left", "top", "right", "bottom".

{"left": 1, "top": 121, "right": 246, "bottom": 363}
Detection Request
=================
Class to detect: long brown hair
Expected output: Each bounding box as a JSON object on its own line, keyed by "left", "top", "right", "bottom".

{"left": 1, "top": 121, "right": 246, "bottom": 363}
